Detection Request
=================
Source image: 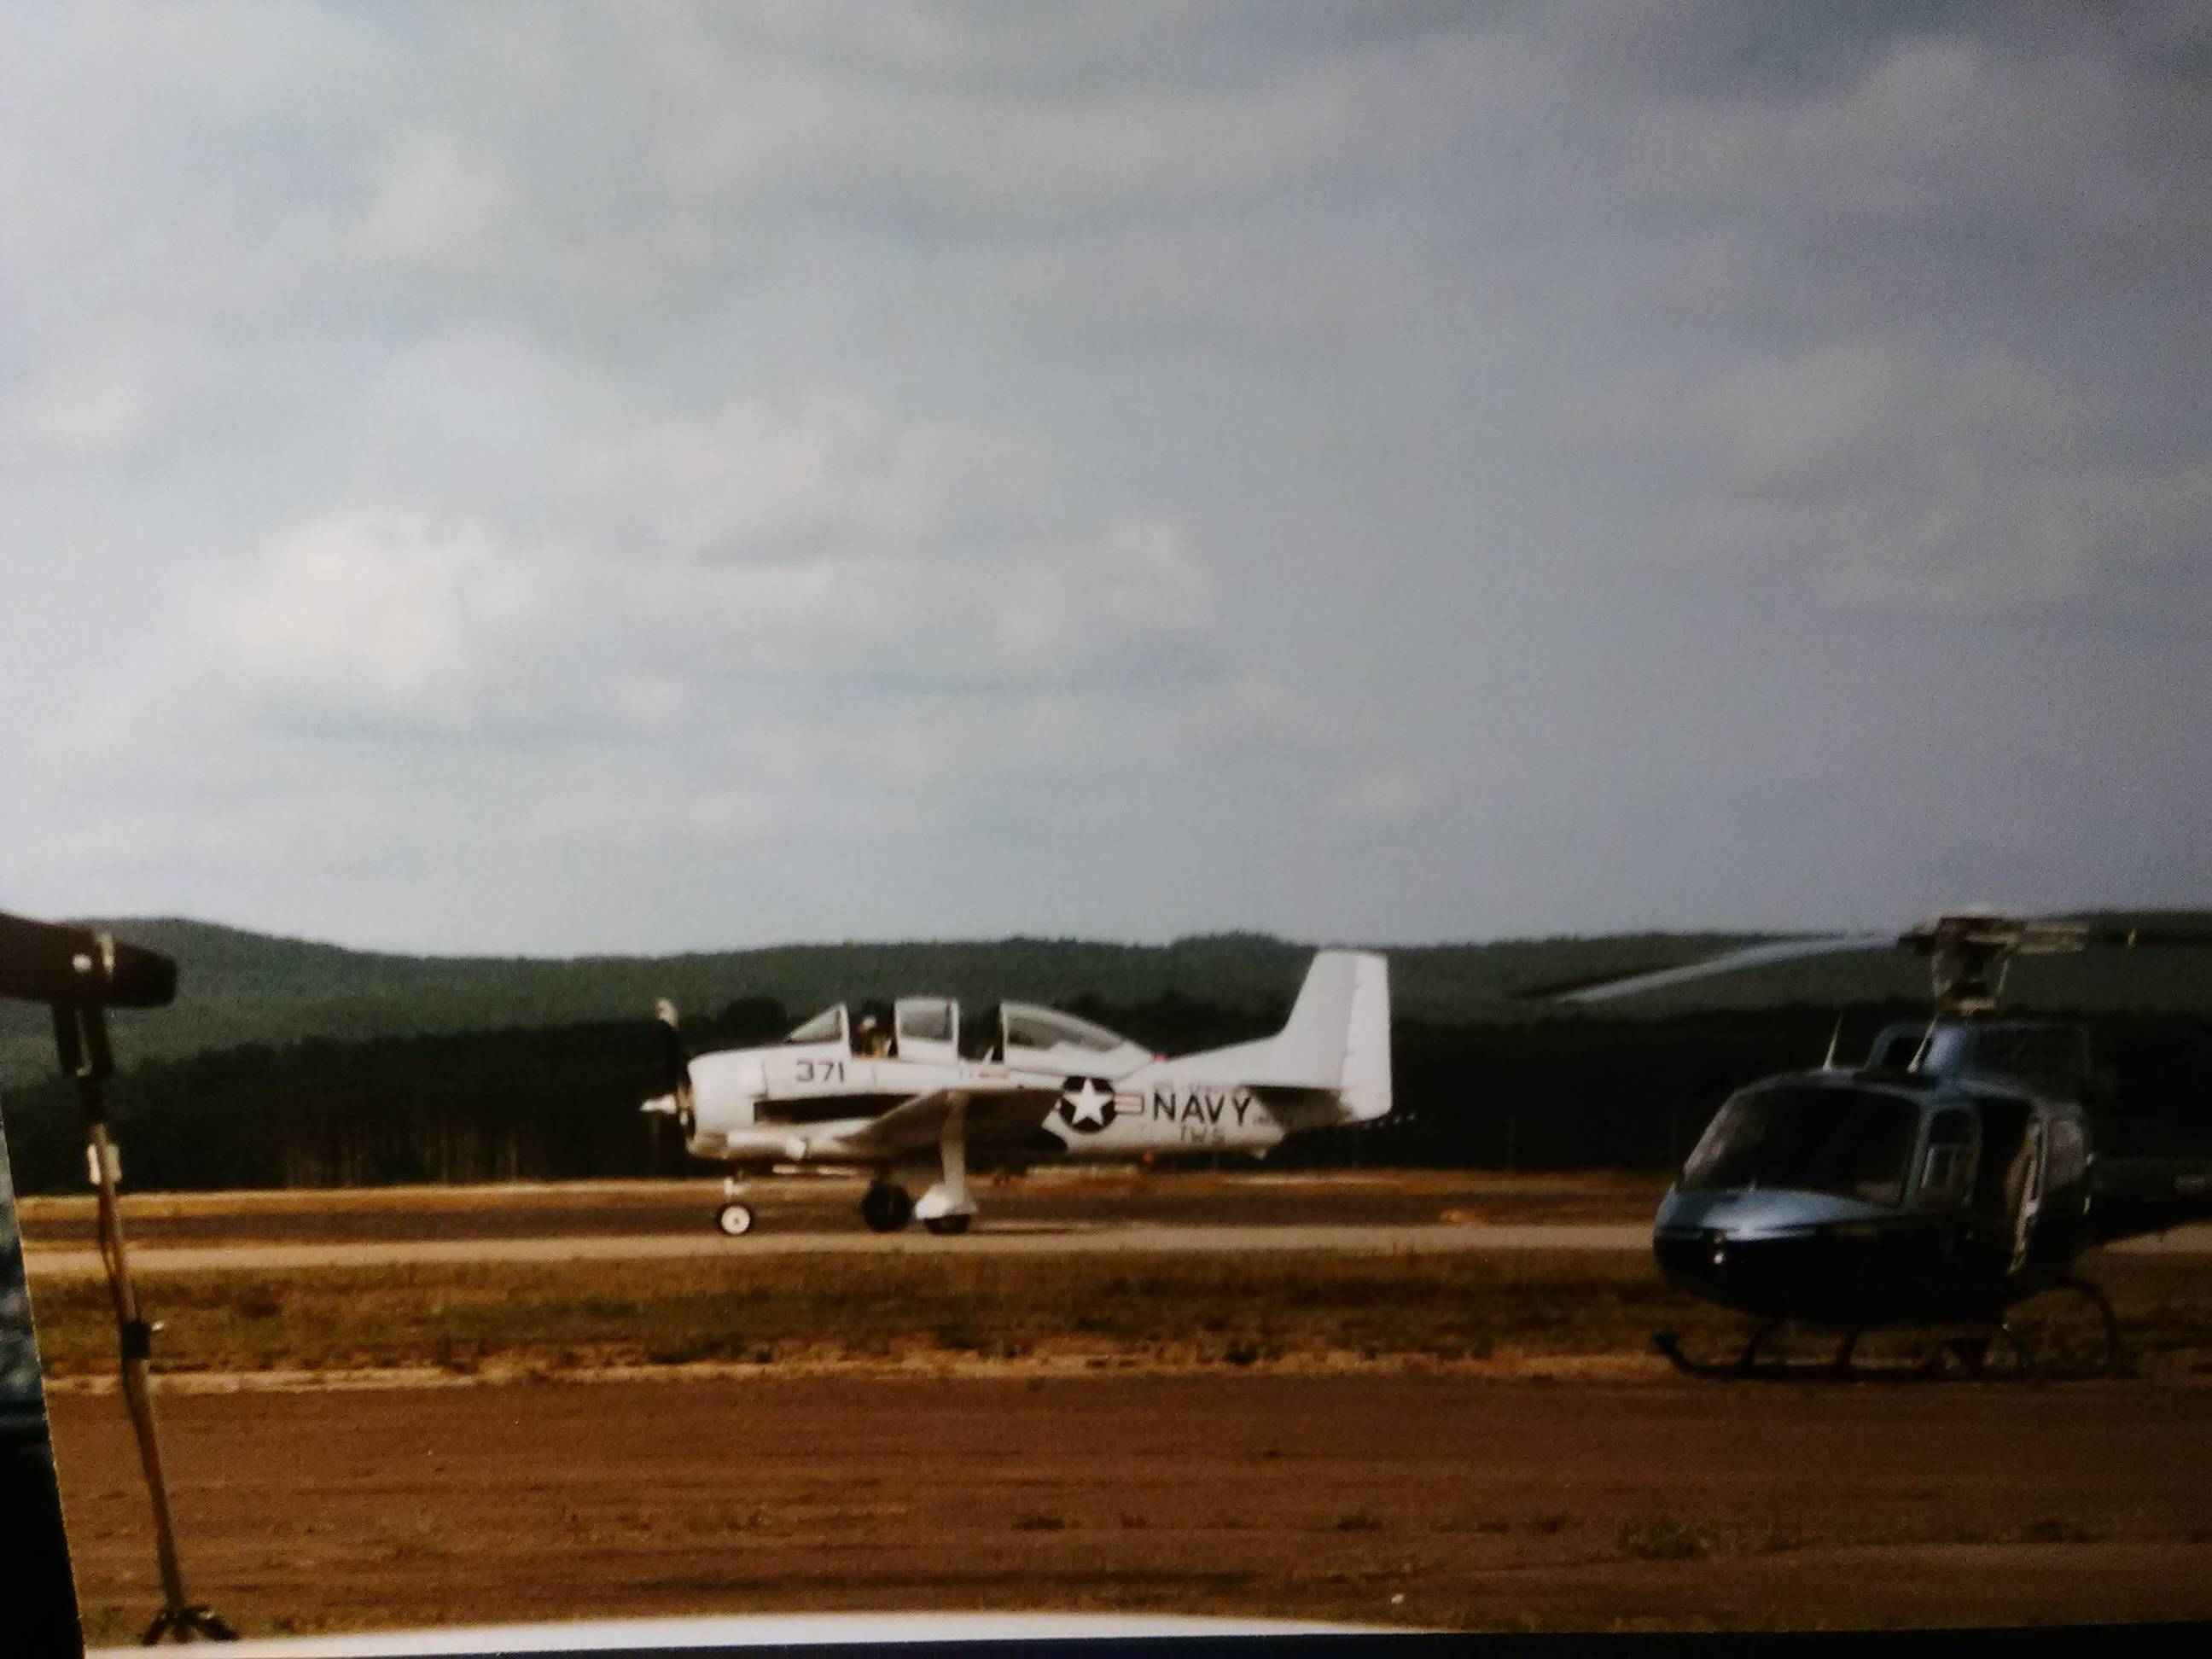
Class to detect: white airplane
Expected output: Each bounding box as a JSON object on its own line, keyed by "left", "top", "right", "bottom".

{"left": 643, "top": 950, "right": 1392, "bottom": 1236}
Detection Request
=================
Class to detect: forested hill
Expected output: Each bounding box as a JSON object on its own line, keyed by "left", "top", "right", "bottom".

{"left": 3, "top": 913, "right": 2211, "bottom": 1089}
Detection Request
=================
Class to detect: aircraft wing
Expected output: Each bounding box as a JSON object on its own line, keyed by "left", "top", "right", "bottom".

{"left": 818, "top": 1085, "right": 1063, "bottom": 1161}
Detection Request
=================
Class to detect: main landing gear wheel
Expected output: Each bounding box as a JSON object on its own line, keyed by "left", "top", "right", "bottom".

{"left": 923, "top": 1214, "right": 971, "bottom": 1237}
{"left": 860, "top": 1183, "right": 915, "bottom": 1233}
{"left": 716, "top": 1202, "right": 754, "bottom": 1237}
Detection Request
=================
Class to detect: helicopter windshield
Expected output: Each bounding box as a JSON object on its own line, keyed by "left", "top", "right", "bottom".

{"left": 1681, "top": 1086, "right": 1920, "bottom": 1207}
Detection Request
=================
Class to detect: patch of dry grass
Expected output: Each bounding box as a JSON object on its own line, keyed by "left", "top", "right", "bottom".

{"left": 26, "top": 1250, "right": 1715, "bottom": 1377}
{"left": 26, "top": 1249, "right": 2212, "bottom": 1382}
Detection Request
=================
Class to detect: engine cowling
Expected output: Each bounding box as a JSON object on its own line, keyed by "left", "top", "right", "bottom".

{"left": 683, "top": 1051, "right": 765, "bottom": 1151}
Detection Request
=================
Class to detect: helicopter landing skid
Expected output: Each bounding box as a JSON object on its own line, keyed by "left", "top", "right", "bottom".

{"left": 1652, "top": 1324, "right": 1860, "bottom": 1380}
{"left": 1997, "top": 1278, "right": 2124, "bottom": 1382}
{"left": 1655, "top": 1281, "right": 2123, "bottom": 1383}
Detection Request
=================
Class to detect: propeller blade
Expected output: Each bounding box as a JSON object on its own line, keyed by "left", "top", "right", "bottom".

{"left": 653, "top": 998, "right": 695, "bottom": 1137}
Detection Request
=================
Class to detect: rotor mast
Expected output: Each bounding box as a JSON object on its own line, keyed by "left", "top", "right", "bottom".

{"left": 1901, "top": 914, "right": 2090, "bottom": 1020}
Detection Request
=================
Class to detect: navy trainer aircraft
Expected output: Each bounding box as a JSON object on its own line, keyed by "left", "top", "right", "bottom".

{"left": 644, "top": 950, "right": 1392, "bottom": 1236}
{"left": 1546, "top": 911, "right": 2212, "bottom": 1377}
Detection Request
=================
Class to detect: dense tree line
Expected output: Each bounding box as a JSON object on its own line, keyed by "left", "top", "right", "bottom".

{"left": 3, "top": 996, "right": 2208, "bottom": 1196}
{"left": 12, "top": 912, "right": 2211, "bottom": 1090}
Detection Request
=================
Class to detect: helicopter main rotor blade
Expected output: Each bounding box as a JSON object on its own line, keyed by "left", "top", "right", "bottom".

{"left": 2078, "top": 923, "right": 2212, "bottom": 951}
{"left": 1519, "top": 910, "right": 2212, "bottom": 1012}
{"left": 1537, "top": 934, "right": 1900, "bottom": 1004}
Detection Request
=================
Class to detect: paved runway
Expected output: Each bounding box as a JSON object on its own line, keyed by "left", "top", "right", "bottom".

{"left": 25, "top": 1217, "right": 2212, "bottom": 1274}
{"left": 22, "top": 1220, "right": 1654, "bottom": 1274}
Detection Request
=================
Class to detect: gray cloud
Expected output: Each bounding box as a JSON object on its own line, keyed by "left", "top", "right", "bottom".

{"left": 2, "top": 3, "right": 2205, "bottom": 954}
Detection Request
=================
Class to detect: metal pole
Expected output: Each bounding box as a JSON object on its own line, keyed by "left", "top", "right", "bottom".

{"left": 85, "top": 1120, "right": 192, "bottom": 1617}
{"left": 55, "top": 1002, "right": 233, "bottom": 1644}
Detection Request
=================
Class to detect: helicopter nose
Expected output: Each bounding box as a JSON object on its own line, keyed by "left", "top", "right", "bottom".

{"left": 1653, "top": 1225, "right": 1813, "bottom": 1315}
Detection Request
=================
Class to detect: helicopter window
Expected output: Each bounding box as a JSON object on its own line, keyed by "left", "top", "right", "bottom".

{"left": 1680, "top": 1086, "right": 1919, "bottom": 1206}
{"left": 1918, "top": 1109, "right": 1977, "bottom": 1208}
{"left": 783, "top": 1006, "right": 847, "bottom": 1046}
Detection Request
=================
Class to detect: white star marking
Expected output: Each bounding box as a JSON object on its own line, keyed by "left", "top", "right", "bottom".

{"left": 1060, "top": 1080, "right": 1116, "bottom": 1132}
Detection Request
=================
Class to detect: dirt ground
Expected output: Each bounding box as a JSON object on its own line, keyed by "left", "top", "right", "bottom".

{"left": 32, "top": 1173, "right": 2212, "bottom": 1639}
{"left": 48, "top": 1374, "right": 2212, "bottom": 1642}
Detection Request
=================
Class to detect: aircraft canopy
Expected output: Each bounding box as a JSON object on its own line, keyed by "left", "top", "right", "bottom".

{"left": 775, "top": 998, "right": 1148, "bottom": 1072}
{"left": 998, "top": 1003, "right": 1151, "bottom": 1074}
{"left": 783, "top": 1005, "right": 848, "bottom": 1046}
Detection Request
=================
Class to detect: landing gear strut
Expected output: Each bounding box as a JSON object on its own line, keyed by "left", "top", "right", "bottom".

{"left": 714, "top": 1174, "right": 758, "bottom": 1238}
{"left": 860, "top": 1182, "right": 915, "bottom": 1233}
{"left": 910, "top": 1097, "right": 978, "bottom": 1237}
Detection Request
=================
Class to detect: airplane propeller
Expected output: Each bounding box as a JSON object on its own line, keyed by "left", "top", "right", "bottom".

{"left": 653, "top": 998, "right": 696, "bottom": 1140}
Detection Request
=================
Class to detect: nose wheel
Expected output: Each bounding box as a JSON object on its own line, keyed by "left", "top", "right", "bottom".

{"left": 716, "top": 1202, "right": 754, "bottom": 1237}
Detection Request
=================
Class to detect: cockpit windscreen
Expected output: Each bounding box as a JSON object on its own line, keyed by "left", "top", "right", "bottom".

{"left": 783, "top": 1007, "right": 846, "bottom": 1045}
{"left": 1680, "top": 1086, "right": 1920, "bottom": 1207}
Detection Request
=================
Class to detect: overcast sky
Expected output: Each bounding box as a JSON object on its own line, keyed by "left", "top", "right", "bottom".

{"left": 3, "top": 3, "right": 2207, "bottom": 955}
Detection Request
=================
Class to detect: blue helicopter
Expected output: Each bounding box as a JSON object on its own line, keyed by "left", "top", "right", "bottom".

{"left": 1551, "top": 911, "right": 2212, "bottom": 1379}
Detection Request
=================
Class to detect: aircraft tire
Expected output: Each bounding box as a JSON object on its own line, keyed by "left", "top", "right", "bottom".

{"left": 923, "top": 1214, "right": 971, "bottom": 1237}
{"left": 716, "top": 1202, "right": 754, "bottom": 1237}
{"left": 860, "top": 1183, "right": 913, "bottom": 1233}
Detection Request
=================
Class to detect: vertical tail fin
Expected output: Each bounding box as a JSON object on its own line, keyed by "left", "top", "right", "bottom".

{"left": 1335, "top": 951, "right": 1392, "bottom": 1122}
{"left": 1155, "top": 951, "right": 1393, "bottom": 1121}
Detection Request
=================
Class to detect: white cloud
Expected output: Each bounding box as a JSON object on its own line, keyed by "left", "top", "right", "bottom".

{"left": 578, "top": 395, "right": 1021, "bottom": 556}
{"left": 1567, "top": 332, "right": 2211, "bottom": 628}
{"left": 0, "top": 332, "right": 229, "bottom": 468}
{"left": 987, "top": 521, "right": 1209, "bottom": 665}
{"left": 183, "top": 396, "right": 1227, "bottom": 756}
{"left": 358, "top": 132, "right": 523, "bottom": 272}
{"left": 203, "top": 514, "right": 559, "bottom": 725}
